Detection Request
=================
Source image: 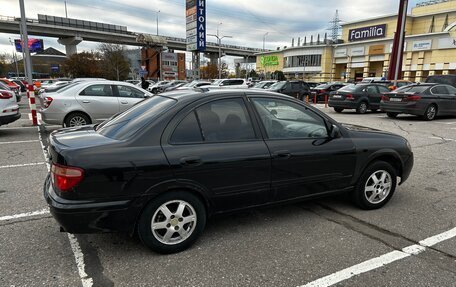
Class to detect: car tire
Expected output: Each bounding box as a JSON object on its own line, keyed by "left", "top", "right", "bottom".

{"left": 64, "top": 112, "right": 91, "bottom": 127}
{"left": 356, "top": 102, "right": 368, "bottom": 114}
{"left": 137, "top": 191, "right": 206, "bottom": 254}
{"left": 422, "top": 104, "right": 437, "bottom": 121}
{"left": 387, "top": 112, "right": 399, "bottom": 118}
{"left": 334, "top": 108, "right": 344, "bottom": 113}
{"left": 352, "top": 161, "right": 397, "bottom": 210}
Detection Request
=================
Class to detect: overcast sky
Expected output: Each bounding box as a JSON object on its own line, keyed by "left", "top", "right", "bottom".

{"left": 0, "top": 0, "right": 421, "bottom": 65}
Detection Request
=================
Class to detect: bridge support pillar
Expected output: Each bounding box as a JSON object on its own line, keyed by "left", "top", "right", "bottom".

{"left": 58, "top": 36, "right": 83, "bottom": 56}
{"left": 204, "top": 52, "right": 219, "bottom": 65}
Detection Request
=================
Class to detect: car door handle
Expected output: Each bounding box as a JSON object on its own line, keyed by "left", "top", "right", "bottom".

{"left": 120, "top": 101, "right": 128, "bottom": 104}
{"left": 180, "top": 156, "right": 202, "bottom": 167}
{"left": 272, "top": 150, "right": 291, "bottom": 159}
{"left": 82, "top": 100, "right": 90, "bottom": 103}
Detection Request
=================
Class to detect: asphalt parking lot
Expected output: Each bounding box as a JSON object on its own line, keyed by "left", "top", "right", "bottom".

{"left": 1, "top": 96, "right": 456, "bottom": 287}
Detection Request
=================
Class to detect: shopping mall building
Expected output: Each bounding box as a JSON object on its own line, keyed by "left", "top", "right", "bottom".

{"left": 255, "top": 0, "right": 456, "bottom": 83}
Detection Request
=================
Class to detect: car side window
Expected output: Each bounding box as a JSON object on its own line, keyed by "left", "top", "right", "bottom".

{"left": 195, "top": 98, "right": 256, "bottom": 142}
{"left": 251, "top": 98, "right": 328, "bottom": 139}
{"left": 117, "top": 85, "right": 145, "bottom": 98}
{"left": 445, "top": 85, "right": 456, "bottom": 94}
{"left": 170, "top": 111, "right": 203, "bottom": 144}
{"left": 80, "top": 84, "right": 113, "bottom": 97}
{"left": 366, "top": 86, "right": 378, "bottom": 94}
{"left": 291, "top": 82, "right": 301, "bottom": 91}
{"left": 431, "top": 85, "right": 449, "bottom": 95}
{"left": 377, "top": 86, "right": 390, "bottom": 93}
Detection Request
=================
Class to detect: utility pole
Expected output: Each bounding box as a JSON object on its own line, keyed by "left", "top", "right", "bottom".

{"left": 208, "top": 23, "right": 232, "bottom": 79}
{"left": 156, "top": 10, "right": 160, "bottom": 35}
{"left": 8, "top": 38, "right": 19, "bottom": 77}
{"left": 64, "top": 1, "right": 68, "bottom": 18}
{"left": 19, "top": 0, "right": 38, "bottom": 126}
{"left": 263, "top": 32, "right": 268, "bottom": 51}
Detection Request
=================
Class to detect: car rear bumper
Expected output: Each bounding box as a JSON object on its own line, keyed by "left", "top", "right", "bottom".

{"left": 380, "top": 103, "right": 424, "bottom": 116}
{"left": 328, "top": 100, "right": 358, "bottom": 109}
{"left": 0, "top": 112, "right": 21, "bottom": 125}
{"left": 39, "top": 110, "right": 65, "bottom": 125}
{"left": 43, "top": 175, "right": 138, "bottom": 234}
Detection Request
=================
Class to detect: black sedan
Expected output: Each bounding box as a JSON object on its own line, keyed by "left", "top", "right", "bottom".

{"left": 44, "top": 89, "right": 413, "bottom": 254}
{"left": 328, "top": 83, "right": 391, "bottom": 114}
{"left": 268, "top": 80, "right": 310, "bottom": 100}
{"left": 380, "top": 83, "right": 456, "bottom": 121}
{"left": 311, "top": 82, "right": 347, "bottom": 102}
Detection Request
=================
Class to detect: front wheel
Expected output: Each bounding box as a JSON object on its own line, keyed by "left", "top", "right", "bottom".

{"left": 137, "top": 191, "right": 206, "bottom": 254}
{"left": 64, "top": 112, "right": 91, "bottom": 127}
{"left": 352, "top": 161, "right": 397, "bottom": 210}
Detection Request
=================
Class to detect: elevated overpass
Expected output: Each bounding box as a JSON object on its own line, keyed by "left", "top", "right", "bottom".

{"left": 0, "top": 14, "right": 265, "bottom": 58}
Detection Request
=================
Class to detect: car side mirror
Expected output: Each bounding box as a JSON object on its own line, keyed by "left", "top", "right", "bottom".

{"left": 329, "top": 124, "right": 341, "bottom": 138}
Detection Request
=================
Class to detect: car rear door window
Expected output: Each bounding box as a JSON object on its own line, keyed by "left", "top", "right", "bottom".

{"left": 366, "top": 86, "right": 378, "bottom": 94}
{"left": 170, "top": 111, "right": 203, "bottom": 144}
{"left": 252, "top": 98, "right": 328, "bottom": 139}
{"left": 195, "top": 98, "right": 256, "bottom": 142}
{"left": 80, "top": 84, "right": 113, "bottom": 97}
{"left": 431, "top": 85, "right": 449, "bottom": 95}
{"left": 116, "top": 85, "right": 145, "bottom": 98}
{"left": 377, "top": 86, "right": 390, "bottom": 93}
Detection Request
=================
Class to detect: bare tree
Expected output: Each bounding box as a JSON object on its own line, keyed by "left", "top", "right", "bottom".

{"left": 98, "top": 43, "right": 130, "bottom": 81}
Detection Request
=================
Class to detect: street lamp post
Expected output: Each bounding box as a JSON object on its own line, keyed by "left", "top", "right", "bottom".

{"left": 263, "top": 32, "right": 268, "bottom": 51}
{"left": 156, "top": 10, "right": 160, "bottom": 35}
{"left": 208, "top": 23, "right": 232, "bottom": 79}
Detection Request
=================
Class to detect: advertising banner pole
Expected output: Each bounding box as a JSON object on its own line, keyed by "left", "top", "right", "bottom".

{"left": 388, "top": 0, "right": 408, "bottom": 86}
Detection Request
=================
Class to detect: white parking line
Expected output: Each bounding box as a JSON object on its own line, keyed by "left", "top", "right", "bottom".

{"left": 300, "top": 227, "right": 456, "bottom": 287}
{"left": 0, "top": 140, "right": 39, "bottom": 145}
{"left": 443, "top": 122, "right": 456, "bottom": 125}
{"left": 37, "top": 126, "right": 93, "bottom": 287}
{"left": 0, "top": 208, "right": 50, "bottom": 221}
{"left": 0, "top": 162, "right": 46, "bottom": 169}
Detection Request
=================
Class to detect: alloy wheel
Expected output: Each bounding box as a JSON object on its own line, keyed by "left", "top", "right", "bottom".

{"left": 151, "top": 200, "right": 197, "bottom": 245}
{"left": 69, "top": 116, "right": 87, "bottom": 127}
{"left": 364, "top": 170, "right": 392, "bottom": 204}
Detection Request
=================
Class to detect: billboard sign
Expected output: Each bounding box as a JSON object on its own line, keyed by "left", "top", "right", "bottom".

{"left": 186, "top": 0, "right": 206, "bottom": 51}
{"left": 349, "top": 24, "right": 386, "bottom": 42}
{"left": 15, "top": 38, "right": 44, "bottom": 53}
{"left": 260, "top": 55, "right": 279, "bottom": 66}
{"left": 412, "top": 40, "right": 432, "bottom": 51}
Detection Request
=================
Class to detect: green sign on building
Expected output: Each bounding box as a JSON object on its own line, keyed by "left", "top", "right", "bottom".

{"left": 260, "top": 55, "right": 279, "bottom": 66}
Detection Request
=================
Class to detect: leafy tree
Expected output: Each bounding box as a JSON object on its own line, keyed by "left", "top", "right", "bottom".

{"left": 200, "top": 63, "right": 218, "bottom": 79}
{"left": 98, "top": 43, "right": 130, "bottom": 81}
{"left": 63, "top": 52, "right": 102, "bottom": 78}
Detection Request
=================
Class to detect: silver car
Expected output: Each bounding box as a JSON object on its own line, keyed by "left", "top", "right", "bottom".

{"left": 38, "top": 80, "right": 153, "bottom": 127}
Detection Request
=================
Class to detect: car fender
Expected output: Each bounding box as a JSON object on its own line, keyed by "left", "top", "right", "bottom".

{"left": 354, "top": 148, "right": 404, "bottom": 183}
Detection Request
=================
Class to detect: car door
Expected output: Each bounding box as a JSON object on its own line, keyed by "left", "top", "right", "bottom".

{"left": 444, "top": 85, "right": 456, "bottom": 114}
{"left": 282, "top": 83, "right": 293, "bottom": 96}
{"left": 114, "top": 84, "right": 147, "bottom": 112}
{"left": 76, "top": 84, "right": 119, "bottom": 122}
{"left": 363, "top": 85, "right": 381, "bottom": 109}
{"left": 161, "top": 96, "right": 272, "bottom": 212}
{"left": 249, "top": 96, "right": 357, "bottom": 201}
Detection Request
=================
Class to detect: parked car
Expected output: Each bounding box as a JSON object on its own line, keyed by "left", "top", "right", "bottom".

{"left": 38, "top": 81, "right": 153, "bottom": 127}
{"left": 0, "top": 81, "right": 21, "bottom": 102}
{"left": 159, "top": 80, "right": 188, "bottom": 92}
{"left": 425, "top": 74, "right": 456, "bottom": 87}
{"left": 311, "top": 82, "right": 347, "bottom": 102}
{"left": 380, "top": 83, "right": 456, "bottom": 121}
{"left": 306, "top": 82, "right": 321, "bottom": 88}
{"left": 11, "top": 79, "right": 26, "bottom": 92}
{"left": 206, "top": 78, "right": 249, "bottom": 89}
{"left": 148, "top": 81, "right": 170, "bottom": 94}
{"left": 174, "top": 80, "right": 212, "bottom": 91}
{"left": 268, "top": 80, "right": 310, "bottom": 100}
{"left": 44, "top": 89, "right": 414, "bottom": 254}
{"left": 0, "top": 78, "right": 20, "bottom": 101}
{"left": 252, "top": 80, "right": 277, "bottom": 89}
{"left": 0, "top": 88, "right": 20, "bottom": 126}
{"left": 328, "top": 83, "right": 391, "bottom": 114}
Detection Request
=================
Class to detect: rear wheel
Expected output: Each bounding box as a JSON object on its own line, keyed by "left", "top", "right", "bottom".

{"left": 137, "top": 191, "right": 206, "bottom": 254}
{"left": 352, "top": 161, "right": 397, "bottom": 210}
{"left": 64, "top": 112, "right": 91, "bottom": 127}
{"left": 422, "top": 104, "right": 437, "bottom": 121}
{"left": 334, "top": 108, "right": 344, "bottom": 113}
{"left": 387, "top": 112, "right": 399, "bottom": 118}
{"left": 356, "top": 102, "right": 368, "bottom": 114}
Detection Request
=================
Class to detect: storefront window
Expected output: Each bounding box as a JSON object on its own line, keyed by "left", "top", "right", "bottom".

{"left": 284, "top": 55, "right": 321, "bottom": 68}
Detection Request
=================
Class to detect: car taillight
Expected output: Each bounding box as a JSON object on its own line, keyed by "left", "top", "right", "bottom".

{"left": 405, "top": 95, "right": 421, "bottom": 102}
{"left": 346, "top": 94, "right": 354, "bottom": 100}
{"left": 43, "top": 96, "right": 53, "bottom": 108}
{"left": 0, "top": 91, "right": 13, "bottom": 99}
{"left": 381, "top": 95, "right": 390, "bottom": 102}
{"left": 51, "top": 163, "right": 84, "bottom": 192}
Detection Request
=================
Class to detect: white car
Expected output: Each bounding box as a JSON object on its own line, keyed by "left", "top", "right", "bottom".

{"left": 0, "top": 89, "right": 20, "bottom": 126}
{"left": 38, "top": 81, "right": 153, "bottom": 127}
{"left": 206, "top": 79, "right": 249, "bottom": 90}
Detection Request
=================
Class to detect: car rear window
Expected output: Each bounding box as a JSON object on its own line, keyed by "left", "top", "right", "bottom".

{"left": 338, "top": 84, "right": 362, "bottom": 92}
{"left": 97, "top": 95, "right": 177, "bottom": 140}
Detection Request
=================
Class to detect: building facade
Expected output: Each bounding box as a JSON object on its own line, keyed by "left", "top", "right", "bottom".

{"left": 256, "top": 0, "right": 456, "bottom": 83}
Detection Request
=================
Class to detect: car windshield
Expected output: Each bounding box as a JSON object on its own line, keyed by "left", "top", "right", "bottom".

{"left": 269, "top": 82, "right": 286, "bottom": 90}
{"left": 96, "top": 95, "right": 177, "bottom": 140}
{"left": 315, "top": 84, "right": 331, "bottom": 89}
{"left": 394, "top": 85, "right": 430, "bottom": 94}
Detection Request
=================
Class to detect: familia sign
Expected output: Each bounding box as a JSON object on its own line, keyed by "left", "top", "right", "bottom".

{"left": 349, "top": 24, "right": 386, "bottom": 42}
{"left": 186, "top": 0, "right": 206, "bottom": 52}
